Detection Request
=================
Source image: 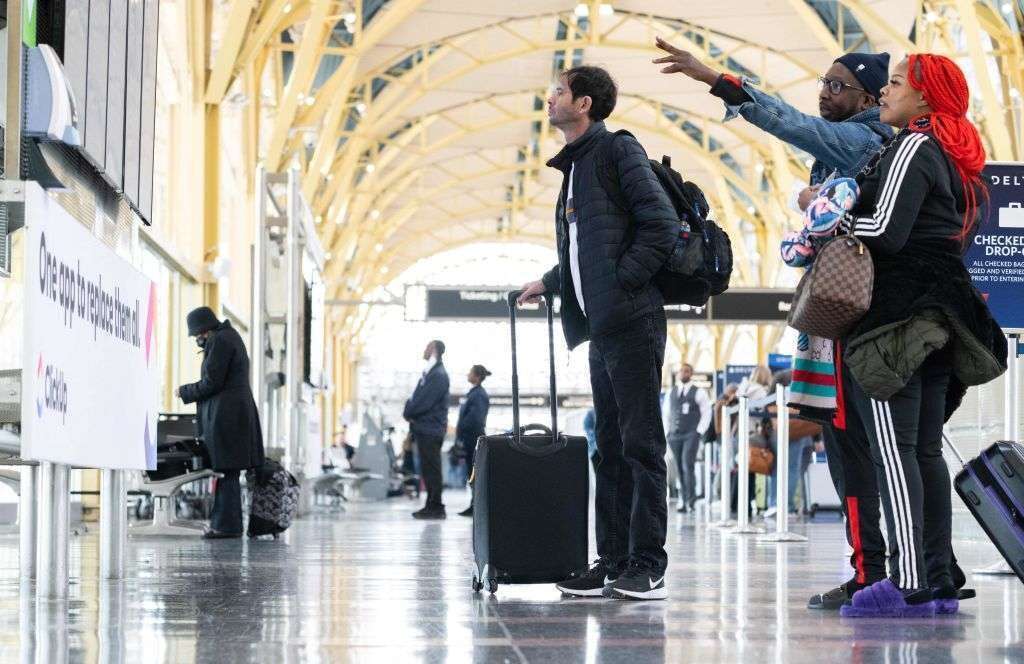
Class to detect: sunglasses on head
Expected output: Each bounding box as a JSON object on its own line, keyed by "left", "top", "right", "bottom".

{"left": 818, "top": 75, "right": 869, "bottom": 96}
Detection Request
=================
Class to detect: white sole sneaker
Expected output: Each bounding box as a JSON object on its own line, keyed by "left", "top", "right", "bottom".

{"left": 556, "top": 584, "right": 607, "bottom": 597}
{"left": 608, "top": 586, "right": 668, "bottom": 601}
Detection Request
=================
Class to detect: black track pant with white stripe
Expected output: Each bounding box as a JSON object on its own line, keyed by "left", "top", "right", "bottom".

{"left": 846, "top": 349, "right": 954, "bottom": 590}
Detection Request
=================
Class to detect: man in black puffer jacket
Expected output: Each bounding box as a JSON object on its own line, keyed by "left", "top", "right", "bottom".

{"left": 518, "top": 66, "right": 678, "bottom": 601}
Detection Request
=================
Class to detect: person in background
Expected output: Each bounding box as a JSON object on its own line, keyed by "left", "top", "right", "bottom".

{"left": 583, "top": 408, "right": 598, "bottom": 473}
{"left": 731, "top": 367, "right": 772, "bottom": 518}
{"left": 741, "top": 366, "right": 773, "bottom": 402}
{"left": 665, "top": 364, "right": 712, "bottom": 513}
{"left": 403, "top": 340, "right": 451, "bottom": 520}
{"left": 456, "top": 364, "right": 492, "bottom": 517}
{"left": 766, "top": 370, "right": 815, "bottom": 515}
{"left": 322, "top": 426, "right": 356, "bottom": 472}
{"left": 176, "top": 306, "right": 265, "bottom": 540}
{"left": 713, "top": 383, "right": 740, "bottom": 439}
{"left": 710, "top": 383, "right": 739, "bottom": 502}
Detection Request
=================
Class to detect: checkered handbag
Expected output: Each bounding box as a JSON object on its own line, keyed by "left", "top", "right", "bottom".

{"left": 787, "top": 232, "right": 874, "bottom": 340}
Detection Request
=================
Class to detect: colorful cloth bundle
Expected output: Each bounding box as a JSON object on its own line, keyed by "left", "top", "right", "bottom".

{"left": 783, "top": 178, "right": 859, "bottom": 415}
{"left": 780, "top": 178, "right": 860, "bottom": 267}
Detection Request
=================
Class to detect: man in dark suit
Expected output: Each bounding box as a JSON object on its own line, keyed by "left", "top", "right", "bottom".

{"left": 404, "top": 339, "right": 451, "bottom": 520}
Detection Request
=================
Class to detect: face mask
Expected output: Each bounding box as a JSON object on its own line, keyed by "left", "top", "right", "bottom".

{"left": 196, "top": 335, "right": 207, "bottom": 350}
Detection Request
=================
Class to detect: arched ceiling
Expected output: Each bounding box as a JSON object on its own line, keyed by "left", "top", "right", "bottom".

{"left": 205, "top": 0, "right": 1024, "bottom": 332}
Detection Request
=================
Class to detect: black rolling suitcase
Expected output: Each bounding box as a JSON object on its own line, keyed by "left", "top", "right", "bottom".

{"left": 471, "top": 292, "right": 589, "bottom": 594}
{"left": 947, "top": 436, "right": 1024, "bottom": 582}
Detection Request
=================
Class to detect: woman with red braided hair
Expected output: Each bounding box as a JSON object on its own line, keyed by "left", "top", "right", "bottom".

{"left": 835, "top": 55, "right": 1007, "bottom": 618}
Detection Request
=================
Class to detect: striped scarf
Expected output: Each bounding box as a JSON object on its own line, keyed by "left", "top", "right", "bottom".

{"left": 790, "top": 332, "right": 837, "bottom": 414}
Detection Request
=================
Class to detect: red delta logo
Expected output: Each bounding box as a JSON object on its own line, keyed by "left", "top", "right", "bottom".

{"left": 35, "top": 354, "right": 69, "bottom": 424}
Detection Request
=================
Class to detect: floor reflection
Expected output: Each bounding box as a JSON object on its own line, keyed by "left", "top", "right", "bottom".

{"left": 0, "top": 496, "right": 1019, "bottom": 663}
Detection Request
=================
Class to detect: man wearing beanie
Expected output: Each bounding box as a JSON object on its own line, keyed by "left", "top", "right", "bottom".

{"left": 652, "top": 41, "right": 895, "bottom": 611}
{"left": 654, "top": 39, "right": 891, "bottom": 183}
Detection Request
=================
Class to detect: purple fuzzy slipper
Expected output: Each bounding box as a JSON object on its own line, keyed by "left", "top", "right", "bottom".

{"left": 931, "top": 598, "right": 959, "bottom": 615}
{"left": 839, "top": 579, "right": 937, "bottom": 618}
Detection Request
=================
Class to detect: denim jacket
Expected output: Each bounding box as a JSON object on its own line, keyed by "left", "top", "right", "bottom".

{"left": 722, "top": 81, "right": 892, "bottom": 185}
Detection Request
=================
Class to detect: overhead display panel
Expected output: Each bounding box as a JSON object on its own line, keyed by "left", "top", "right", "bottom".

{"left": 44, "top": 0, "right": 161, "bottom": 225}
{"left": 412, "top": 287, "right": 794, "bottom": 324}
{"left": 83, "top": 0, "right": 109, "bottom": 167}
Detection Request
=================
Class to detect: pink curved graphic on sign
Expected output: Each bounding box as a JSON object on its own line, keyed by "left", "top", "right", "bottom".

{"left": 145, "top": 282, "right": 157, "bottom": 365}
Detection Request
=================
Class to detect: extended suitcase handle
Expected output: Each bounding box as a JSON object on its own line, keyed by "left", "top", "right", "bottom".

{"left": 942, "top": 432, "right": 967, "bottom": 467}
{"left": 507, "top": 290, "right": 560, "bottom": 448}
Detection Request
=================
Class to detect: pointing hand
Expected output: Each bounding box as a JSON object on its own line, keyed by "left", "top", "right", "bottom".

{"left": 653, "top": 37, "right": 720, "bottom": 86}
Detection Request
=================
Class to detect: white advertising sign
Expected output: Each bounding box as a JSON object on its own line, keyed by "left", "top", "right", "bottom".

{"left": 21, "top": 183, "right": 158, "bottom": 469}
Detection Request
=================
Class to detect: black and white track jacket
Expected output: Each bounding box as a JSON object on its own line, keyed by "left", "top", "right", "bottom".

{"left": 842, "top": 128, "right": 967, "bottom": 254}
{"left": 838, "top": 127, "right": 1006, "bottom": 415}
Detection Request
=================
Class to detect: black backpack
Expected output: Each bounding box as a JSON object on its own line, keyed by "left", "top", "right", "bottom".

{"left": 596, "top": 130, "right": 733, "bottom": 306}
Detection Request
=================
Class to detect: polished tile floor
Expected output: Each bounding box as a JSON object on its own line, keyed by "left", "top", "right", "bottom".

{"left": 0, "top": 492, "right": 1022, "bottom": 663}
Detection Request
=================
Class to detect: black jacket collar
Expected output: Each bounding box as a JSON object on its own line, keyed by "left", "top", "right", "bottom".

{"left": 547, "top": 121, "right": 608, "bottom": 173}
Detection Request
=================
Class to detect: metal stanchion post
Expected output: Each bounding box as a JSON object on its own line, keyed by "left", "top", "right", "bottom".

{"left": 715, "top": 404, "right": 736, "bottom": 528}
{"left": 975, "top": 332, "right": 1019, "bottom": 575}
{"left": 99, "top": 580, "right": 126, "bottom": 664}
{"left": 701, "top": 439, "right": 713, "bottom": 520}
{"left": 100, "top": 469, "right": 126, "bottom": 580}
{"left": 19, "top": 464, "right": 37, "bottom": 580}
{"left": 36, "top": 462, "right": 70, "bottom": 600}
{"left": 732, "top": 395, "right": 764, "bottom": 534}
{"left": 759, "top": 387, "right": 807, "bottom": 543}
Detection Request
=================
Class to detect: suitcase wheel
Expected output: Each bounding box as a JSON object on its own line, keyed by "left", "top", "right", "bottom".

{"left": 487, "top": 578, "right": 498, "bottom": 594}
{"left": 472, "top": 576, "right": 483, "bottom": 593}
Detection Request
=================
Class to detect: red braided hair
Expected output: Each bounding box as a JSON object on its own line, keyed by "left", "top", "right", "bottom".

{"left": 906, "top": 53, "right": 987, "bottom": 245}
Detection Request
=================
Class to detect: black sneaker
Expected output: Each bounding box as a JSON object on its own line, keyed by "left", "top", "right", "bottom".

{"left": 603, "top": 562, "right": 667, "bottom": 601}
{"left": 807, "top": 578, "right": 871, "bottom": 610}
{"left": 556, "top": 558, "right": 621, "bottom": 598}
{"left": 412, "top": 506, "right": 446, "bottom": 520}
{"left": 458, "top": 505, "right": 473, "bottom": 517}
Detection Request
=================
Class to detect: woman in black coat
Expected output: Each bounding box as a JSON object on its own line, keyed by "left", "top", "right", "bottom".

{"left": 176, "top": 306, "right": 265, "bottom": 539}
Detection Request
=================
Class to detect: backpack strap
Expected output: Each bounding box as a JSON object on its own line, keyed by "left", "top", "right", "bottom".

{"left": 594, "top": 129, "right": 634, "bottom": 212}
